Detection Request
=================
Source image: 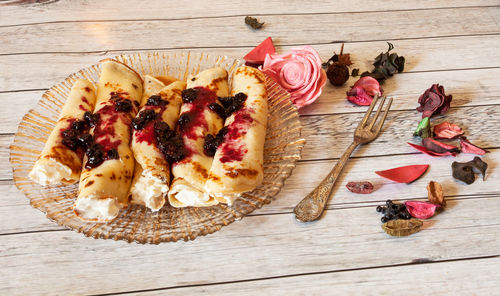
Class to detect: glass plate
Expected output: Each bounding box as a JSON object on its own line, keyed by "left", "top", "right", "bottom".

{"left": 10, "top": 51, "right": 305, "bottom": 244}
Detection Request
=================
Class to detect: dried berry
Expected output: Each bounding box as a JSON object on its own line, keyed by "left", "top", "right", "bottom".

{"left": 422, "top": 138, "right": 459, "bottom": 154}
{"left": 433, "top": 122, "right": 463, "bottom": 139}
{"left": 413, "top": 117, "right": 431, "bottom": 138}
{"left": 416, "top": 84, "right": 452, "bottom": 118}
{"left": 382, "top": 219, "right": 422, "bottom": 237}
{"left": 245, "top": 16, "right": 264, "bottom": 30}
{"left": 376, "top": 200, "right": 411, "bottom": 223}
{"left": 408, "top": 142, "right": 457, "bottom": 157}
{"left": 460, "top": 137, "right": 488, "bottom": 155}
{"left": 361, "top": 42, "right": 405, "bottom": 83}
{"left": 375, "top": 164, "right": 429, "bottom": 183}
{"left": 181, "top": 88, "right": 199, "bottom": 103}
{"left": 146, "top": 95, "right": 168, "bottom": 106}
{"left": 404, "top": 201, "right": 440, "bottom": 219}
{"left": 346, "top": 181, "right": 374, "bottom": 194}
{"left": 452, "top": 157, "right": 488, "bottom": 184}
{"left": 427, "top": 181, "right": 445, "bottom": 207}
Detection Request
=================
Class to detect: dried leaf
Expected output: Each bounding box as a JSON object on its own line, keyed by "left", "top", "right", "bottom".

{"left": 408, "top": 142, "right": 457, "bottom": 157}
{"left": 361, "top": 42, "right": 405, "bottom": 83}
{"left": 452, "top": 156, "right": 488, "bottom": 184}
{"left": 427, "top": 181, "right": 445, "bottom": 207}
{"left": 382, "top": 219, "right": 423, "bottom": 237}
{"left": 346, "top": 181, "right": 374, "bottom": 194}
{"left": 433, "top": 122, "right": 464, "bottom": 139}
{"left": 245, "top": 16, "right": 264, "bottom": 30}
{"left": 413, "top": 117, "right": 431, "bottom": 138}
{"left": 404, "top": 201, "right": 440, "bottom": 219}
{"left": 351, "top": 68, "right": 360, "bottom": 77}
{"left": 422, "top": 137, "right": 459, "bottom": 154}
{"left": 460, "top": 137, "right": 488, "bottom": 155}
{"left": 375, "top": 164, "right": 429, "bottom": 183}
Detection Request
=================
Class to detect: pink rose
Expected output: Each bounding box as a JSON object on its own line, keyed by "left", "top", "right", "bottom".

{"left": 261, "top": 46, "right": 327, "bottom": 109}
{"left": 346, "top": 77, "right": 383, "bottom": 106}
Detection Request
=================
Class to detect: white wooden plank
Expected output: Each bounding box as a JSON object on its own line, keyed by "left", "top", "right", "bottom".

{"left": 0, "top": 7, "right": 499, "bottom": 54}
{"left": 1, "top": 0, "right": 497, "bottom": 26}
{"left": 132, "top": 257, "right": 500, "bottom": 295}
{"left": 0, "top": 196, "right": 498, "bottom": 295}
{"left": 2, "top": 148, "right": 498, "bottom": 234}
{"left": 2, "top": 35, "right": 500, "bottom": 92}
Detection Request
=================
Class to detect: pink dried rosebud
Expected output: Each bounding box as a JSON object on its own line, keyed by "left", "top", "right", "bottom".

{"left": 346, "top": 77, "right": 383, "bottom": 106}
{"left": 346, "top": 181, "right": 374, "bottom": 194}
{"left": 262, "top": 46, "right": 327, "bottom": 109}
{"left": 416, "top": 84, "right": 452, "bottom": 118}
{"left": 433, "top": 122, "right": 464, "bottom": 139}
{"left": 460, "top": 137, "right": 488, "bottom": 155}
{"left": 404, "top": 201, "right": 440, "bottom": 219}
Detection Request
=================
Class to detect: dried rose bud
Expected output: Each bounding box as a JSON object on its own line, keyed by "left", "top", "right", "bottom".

{"left": 416, "top": 84, "right": 452, "bottom": 118}
{"left": 327, "top": 63, "right": 350, "bottom": 86}
{"left": 433, "top": 122, "right": 463, "bottom": 139}
{"left": 404, "top": 201, "right": 440, "bottom": 219}
{"left": 460, "top": 137, "right": 488, "bottom": 155}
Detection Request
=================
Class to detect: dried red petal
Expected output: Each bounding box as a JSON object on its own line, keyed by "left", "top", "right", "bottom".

{"left": 353, "top": 76, "right": 382, "bottom": 97}
{"left": 346, "top": 86, "right": 373, "bottom": 106}
{"left": 422, "top": 137, "right": 460, "bottom": 154}
{"left": 416, "top": 84, "right": 452, "bottom": 118}
{"left": 404, "top": 201, "right": 440, "bottom": 219}
{"left": 408, "top": 142, "right": 457, "bottom": 157}
{"left": 346, "top": 77, "right": 383, "bottom": 106}
{"left": 375, "top": 164, "right": 429, "bottom": 183}
{"left": 460, "top": 137, "right": 488, "bottom": 155}
{"left": 346, "top": 181, "right": 374, "bottom": 194}
{"left": 244, "top": 37, "right": 276, "bottom": 64}
{"left": 433, "top": 122, "right": 464, "bottom": 139}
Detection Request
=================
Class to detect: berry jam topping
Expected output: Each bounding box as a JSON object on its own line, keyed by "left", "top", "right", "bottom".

{"left": 114, "top": 99, "right": 133, "bottom": 112}
{"left": 181, "top": 88, "right": 200, "bottom": 103}
{"left": 146, "top": 95, "right": 168, "bottom": 106}
{"left": 377, "top": 199, "right": 411, "bottom": 223}
{"left": 208, "top": 103, "right": 226, "bottom": 119}
{"left": 132, "top": 109, "right": 157, "bottom": 130}
{"left": 84, "top": 111, "right": 100, "bottom": 127}
{"left": 77, "top": 133, "right": 93, "bottom": 149}
{"left": 217, "top": 92, "right": 248, "bottom": 117}
{"left": 106, "top": 148, "right": 119, "bottom": 160}
{"left": 154, "top": 121, "right": 186, "bottom": 163}
{"left": 203, "top": 126, "right": 229, "bottom": 157}
{"left": 61, "top": 118, "right": 92, "bottom": 152}
{"left": 70, "top": 120, "right": 89, "bottom": 133}
{"left": 177, "top": 113, "right": 192, "bottom": 131}
{"left": 85, "top": 143, "right": 105, "bottom": 169}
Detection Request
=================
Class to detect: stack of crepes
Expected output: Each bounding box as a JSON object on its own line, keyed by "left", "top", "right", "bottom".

{"left": 29, "top": 59, "right": 268, "bottom": 222}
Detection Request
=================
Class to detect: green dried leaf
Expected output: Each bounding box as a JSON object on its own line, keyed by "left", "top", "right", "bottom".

{"left": 245, "top": 16, "right": 264, "bottom": 30}
{"left": 382, "top": 219, "right": 423, "bottom": 237}
{"left": 414, "top": 117, "right": 431, "bottom": 138}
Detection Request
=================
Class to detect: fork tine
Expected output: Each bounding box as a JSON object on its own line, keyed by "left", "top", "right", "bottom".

{"left": 367, "top": 96, "right": 387, "bottom": 130}
{"left": 373, "top": 97, "right": 393, "bottom": 133}
{"left": 358, "top": 95, "right": 379, "bottom": 127}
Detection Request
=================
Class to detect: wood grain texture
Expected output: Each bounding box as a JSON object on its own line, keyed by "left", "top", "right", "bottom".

{"left": 0, "top": 0, "right": 498, "bottom": 26}
{"left": 0, "top": 7, "right": 499, "bottom": 54}
{"left": 1, "top": 197, "right": 498, "bottom": 295}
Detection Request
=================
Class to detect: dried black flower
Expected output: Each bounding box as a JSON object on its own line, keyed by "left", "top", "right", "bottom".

{"left": 245, "top": 16, "right": 264, "bottom": 30}
{"left": 361, "top": 42, "right": 405, "bottom": 83}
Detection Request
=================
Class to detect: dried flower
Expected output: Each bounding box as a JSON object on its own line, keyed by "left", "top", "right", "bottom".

{"left": 346, "top": 76, "right": 383, "bottom": 106}
{"left": 245, "top": 16, "right": 264, "bottom": 30}
{"left": 351, "top": 68, "right": 360, "bottom": 77}
{"left": 361, "top": 42, "right": 405, "bottom": 83}
{"left": 452, "top": 156, "right": 488, "bottom": 184}
{"left": 243, "top": 37, "right": 275, "bottom": 66}
{"left": 422, "top": 137, "right": 459, "bottom": 154}
{"left": 375, "top": 164, "right": 429, "bottom": 183}
{"left": 404, "top": 201, "right": 440, "bottom": 219}
{"left": 382, "top": 219, "right": 422, "bottom": 237}
{"left": 408, "top": 142, "right": 457, "bottom": 157}
{"left": 414, "top": 117, "right": 431, "bottom": 138}
{"left": 262, "top": 46, "right": 327, "bottom": 109}
{"left": 427, "top": 181, "right": 445, "bottom": 207}
{"left": 324, "top": 44, "right": 353, "bottom": 86}
{"left": 433, "top": 122, "right": 463, "bottom": 139}
{"left": 460, "top": 137, "right": 488, "bottom": 155}
{"left": 416, "top": 84, "right": 453, "bottom": 118}
{"left": 346, "top": 181, "right": 374, "bottom": 194}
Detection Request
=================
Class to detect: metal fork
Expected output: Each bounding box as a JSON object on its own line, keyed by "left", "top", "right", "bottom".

{"left": 294, "top": 95, "right": 393, "bottom": 222}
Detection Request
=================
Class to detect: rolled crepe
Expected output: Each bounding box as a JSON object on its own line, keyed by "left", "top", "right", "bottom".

{"left": 74, "top": 59, "right": 143, "bottom": 222}
{"left": 168, "top": 67, "right": 229, "bottom": 207}
{"left": 130, "top": 80, "right": 186, "bottom": 211}
{"left": 29, "top": 79, "right": 96, "bottom": 185}
{"left": 141, "top": 75, "right": 165, "bottom": 106}
{"left": 205, "top": 66, "right": 268, "bottom": 204}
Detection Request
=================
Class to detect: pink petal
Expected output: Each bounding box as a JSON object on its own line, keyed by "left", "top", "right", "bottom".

{"left": 404, "top": 201, "right": 440, "bottom": 219}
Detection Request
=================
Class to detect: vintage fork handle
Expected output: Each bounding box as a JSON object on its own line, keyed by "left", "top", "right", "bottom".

{"left": 294, "top": 141, "right": 360, "bottom": 222}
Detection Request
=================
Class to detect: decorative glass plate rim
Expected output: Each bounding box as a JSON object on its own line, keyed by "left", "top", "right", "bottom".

{"left": 10, "top": 51, "right": 306, "bottom": 244}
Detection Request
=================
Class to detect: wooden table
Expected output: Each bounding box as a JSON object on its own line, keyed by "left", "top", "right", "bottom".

{"left": 1, "top": 1, "right": 499, "bottom": 294}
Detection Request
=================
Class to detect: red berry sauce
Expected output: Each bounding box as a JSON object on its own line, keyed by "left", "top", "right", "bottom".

{"left": 219, "top": 109, "right": 254, "bottom": 163}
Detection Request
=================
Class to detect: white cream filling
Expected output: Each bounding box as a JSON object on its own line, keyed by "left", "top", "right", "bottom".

{"left": 211, "top": 192, "right": 241, "bottom": 206}
{"left": 130, "top": 170, "right": 168, "bottom": 211}
{"left": 29, "top": 158, "right": 73, "bottom": 186}
{"left": 73, "top": 195, "right": 120, "bottom": 222}
{"left": 169, "top": 179, "right": 217, "bottom": 207}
